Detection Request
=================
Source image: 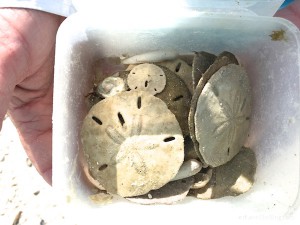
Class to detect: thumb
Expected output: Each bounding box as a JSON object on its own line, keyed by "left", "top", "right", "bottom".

{"left": 275, "top": 0, "right": 300, "bottom": 29}
{"left": 0, "top": 10, "right": 31, "bottom": 130}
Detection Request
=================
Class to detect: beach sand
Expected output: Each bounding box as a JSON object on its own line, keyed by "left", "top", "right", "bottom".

{"left": 0, "top": 117, "right": 67, "bottom": 225}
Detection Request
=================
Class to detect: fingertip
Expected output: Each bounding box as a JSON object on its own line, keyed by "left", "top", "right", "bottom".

{"left": 0, "top": 112, "right": 8, "bottom": 132}
{"left": 42, "top": 168, "right": 52, "bottom": 186}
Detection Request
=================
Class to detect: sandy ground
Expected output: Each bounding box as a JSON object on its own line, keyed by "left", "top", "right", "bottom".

{"left": 0, "top": 117, "right": 68, "bottom": 225}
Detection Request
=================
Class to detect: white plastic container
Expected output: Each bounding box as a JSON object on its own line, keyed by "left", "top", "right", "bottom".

{"left": 53, "top": 0, "right": 300, "bottom": 222}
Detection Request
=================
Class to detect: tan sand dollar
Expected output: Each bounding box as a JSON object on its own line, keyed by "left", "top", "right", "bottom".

{"left": 127, "top": 63, "right": 166, "bottom": 95}
{"left": 81, "top": 91, "right": 184, "bottom": 197}
{"left": 194, "top": 64, "right": 252, "bottom": 167}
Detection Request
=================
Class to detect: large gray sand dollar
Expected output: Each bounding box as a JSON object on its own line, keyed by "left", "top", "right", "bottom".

{"left": 194, "top": 64, "right": 252, "bottom": 167}
{"left": 189, "top": 52, "right": 239, "bottom": 165}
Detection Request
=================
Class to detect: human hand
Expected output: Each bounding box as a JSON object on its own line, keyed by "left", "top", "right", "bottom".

{"left": 0, "top": 9, "right": 64, "bottom": 185}
{"left": 275, "top": 0, "right": 300, "bottom": 28}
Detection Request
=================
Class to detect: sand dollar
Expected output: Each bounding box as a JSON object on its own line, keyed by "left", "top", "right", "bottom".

{"left": 158, "top": 59, "right": 193, "bottom": 93}
{"left": 81, "top": 91, "right": 184, "bottom": 197}
{"left": 178, "top": 54, "right": 194, "bottom": 66}
{"left": 171, "top": 159, "right": 202, "bottom": 181}
{"left": 127, "top": 63, "right": 166, "bottom": 95}
{"left": 192, "top": 51, "right": 216, "bottom": 92}
{"left": 189, "top": 147, "right": 256, "bottom": 199}
{"left": 191, "top": 167, "right": 213, "bottom": 189}
{"left": 184, "top": 136, "right": 199, "bottom": 160}
{"left": 126, "top": 177, "right": 194, "bottom": 205}
{"left": 189, "top": 52, "right": 240, "bottom": 165}
{"left": 194, "top": 64, "right": 251, "bottom": 167}
{"left": 156, "top": 66, "right": 191, "bottom": 137}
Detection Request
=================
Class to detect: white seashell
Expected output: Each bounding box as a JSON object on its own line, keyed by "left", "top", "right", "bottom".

{"left": 97, "top": 76, "right": 126, "bottom": 98}
{"left": 171, "top": 159, "right": 202, "bottom": 181}
{"left": 122, "top": 50, "right": 178, "bottom": 64}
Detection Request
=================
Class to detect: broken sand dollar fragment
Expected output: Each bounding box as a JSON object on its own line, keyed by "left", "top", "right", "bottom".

{"left": 126, "top": 176, "right": 194, "bottom": 205}
{"left": 171, "top": 159, "right": 202, "bottom": 181}
{"left": 191, "top": 167, "right": 213, "bottom": 189}
{"left": 194, "top": 64, "right": 251, "bottom": 167}
{"left": 127, "top": 63, "right": 166, "bottom": 95}
{"left": 189, "top": 147, "right": 256, "bottom": 199}
{"left": 81, "top": 91, "right": 184, "bottom": 197}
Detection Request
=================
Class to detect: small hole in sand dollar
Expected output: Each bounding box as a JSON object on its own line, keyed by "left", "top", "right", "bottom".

{"left": 164, "top": 137, "right": 175, "bottom": 142}
{"left": 173, "top": 95, "right": 183, "bottom": 101}
{"left": 118, "top": 112, "right": 125, "bottom": 126}
{"left": 92, "top": 116, "right": 102, "bottom": 125}
{"left": 137, "top": 96, "right": 142, "bottom": 109}
{"left": 175, "top": 62, "right": 182, "bottom": 72}
{"left": 98, "top": 164, "right": 108, "bottom": 171}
